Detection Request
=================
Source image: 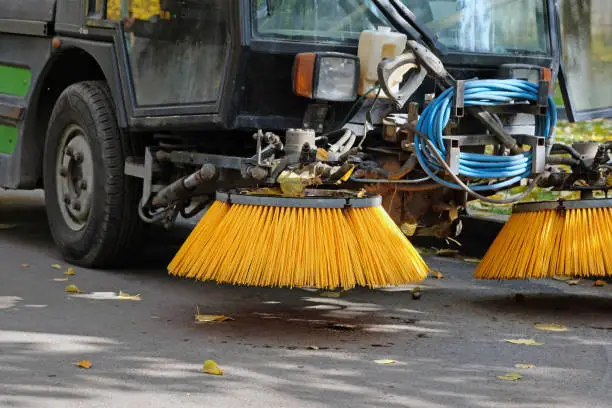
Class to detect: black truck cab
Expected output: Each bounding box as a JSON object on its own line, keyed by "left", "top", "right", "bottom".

{"left": 0, "top": 0, "right": 610, "bottom": 267}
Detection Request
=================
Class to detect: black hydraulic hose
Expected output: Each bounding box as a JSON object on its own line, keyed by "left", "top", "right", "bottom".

{"left": 371, "top": 0, "right": 423, "bottom": 42}
{"left": 387, "top": 0, "right": 443, "bottom": 53}
{"left": 550, "top": 143, "right": 583, "bottom": 161}
{"left": 546, "top": 156, "right": 580, "bottom": 166}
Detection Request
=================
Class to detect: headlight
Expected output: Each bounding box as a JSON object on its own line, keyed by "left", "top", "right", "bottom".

{"left": 293, "top": 52, "right": 359, "bottom": 102}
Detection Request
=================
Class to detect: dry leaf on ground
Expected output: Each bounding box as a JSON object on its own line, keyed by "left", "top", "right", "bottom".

{"left": 400, "top": 223, "right": 418, "bottom": 237}
{"left": 497, "top": 372, "right": 522, "bottom": 381}
{"left": 195, "top": 314, "right": 233, "bottom": 323}
{"left": 51, "top": 264, "right": 62, "bottom": 270}
{"left": 194, "top": 305, "right": 232, "bottom": 322}
{"left": 593, "top": 280, "right": 607, "bottom": 287}
{"left": 505, "top": 338, "right": 544, "bottom": 346}
{"left": 515, "top": 363, "right": 536, "bottom": 369}
{"left": 463, "top": 258, "right": 481, "bottom": 264}
{"left": 20, "top": 264, "right": 30, "bottom": 268}
{"left": 53, "top": 278, "right": 69, "bottom": 282}
{"left": 416, "top": 247, "right": 437, "bottom": 255}
{"left": 436, "top": 249, "right": 458, "bottom": 257}
{"left": 75, "top": 360, "right": 92, "bottom": 369}
{"left": 201, "top": 360, "right": 223, "bottom": 375}
{"left": 117, "top": 290, "right": 141, "bottom": 301}
{"left": 567, "top": 279, "right": 580, "bottom": 286}
{"left": 63, "top": 268, "right": 76, "bottom": 276}
{"left": 318, "top": 291, "right": 341, "bottom": 298}
{"left": 65, "top": 284, "right": 82, "bottom": 293}
{"left": 552, "top": 275, "right": 572, "bottom": 282}
{"left": 306, "top": 346, "right": 319, "bottom": 350}
{"left": 431, "top": 270, "right": 445, "bottom": 279}
{"left": 374, "top": 359, "right": 397, "bottom": 365}
{"left": 534, "top": 323, "right": 568, "bottom": 332}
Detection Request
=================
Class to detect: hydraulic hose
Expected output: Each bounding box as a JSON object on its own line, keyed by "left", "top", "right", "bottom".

{"left": 423, "top": 138, "right": 544, "bottom": 204}
{"left": 414, "top": 79, "right": 557, "bottom": 192}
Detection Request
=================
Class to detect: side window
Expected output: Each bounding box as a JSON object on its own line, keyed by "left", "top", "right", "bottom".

{"left": 252, "top": 0, "right": 390, "bottom": 43}
{"left": 559, "top": 0, "right": 612, "bottom": 115}
{"left": 104, "top": 0, "right": 229, "bottom": 107}
{"left": 88, "top": 0, "right": 105, "bottom": 17}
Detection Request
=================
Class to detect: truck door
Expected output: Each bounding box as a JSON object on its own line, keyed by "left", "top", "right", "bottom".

{"left": 0, "top": 0, "right": 55, "bottom": 188}
{"left": 557, "top": 0, "right": 612, "bottom": 121}
{"left": 86, "top": 0, "right": 232, "bottom": 126}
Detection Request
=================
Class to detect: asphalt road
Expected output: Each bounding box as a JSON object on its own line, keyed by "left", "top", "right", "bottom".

{"left": 1, "top": 190, "right": 611, "bottom": 408}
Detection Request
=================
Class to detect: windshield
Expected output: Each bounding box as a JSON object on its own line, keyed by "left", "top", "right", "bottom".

{"left": 252, "top": 0, "right": 549, "bottom": 55}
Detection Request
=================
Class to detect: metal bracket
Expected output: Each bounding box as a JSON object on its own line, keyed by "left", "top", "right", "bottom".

{"left": 537, "top": 80, "right": 550, "bottom": 116}
{"left": 516, "top": 135, "right": 546, "bottom": 174}
{"left": 444, "top": 138, "right": 461, "bottom": 175}
{"left": 141, "top": 147, "right": 155, "bottom": 208}
{"left": 443, "top": 134, "right": 546, "bottom": 175}
{"left": 513, "top": 198, "right": 612, "bottom": 213}
{"left": 453, "top": 80, "right": 465, "bottom": 118}
{"left": 216, "top": 189, "right": 382, "bottom": 209}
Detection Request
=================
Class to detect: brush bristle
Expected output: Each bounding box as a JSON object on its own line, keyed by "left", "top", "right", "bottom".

{"left": 168, "top": 201, "right": 429, "bottom": 289}
{"left": 474, "top": 207, "right": 612, "bottom": 279}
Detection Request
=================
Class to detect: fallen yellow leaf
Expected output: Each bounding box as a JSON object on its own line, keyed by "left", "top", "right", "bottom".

{"left": 63, "top": 268, "right": 76, "bottom": 276}
{"left": 318, "top": 291, "right": 341, "bottom": 298}
{"left": 432, "top": 270, "right": 445, "bottom": 279}
{"left": 0, "top": 224, "right": 16, "bottom": 230}
{"left": 65, "top": 284, "right": 82, "bottom": 293}
{"left": 194, "top": 305, "right": 232, "bottom": 322}
{"left": 117, "top": 290, "right": 141, "bottom": 301}
{"left": 436, "top": 249, "right": 458, "bottom": 257}
{"left": 374, "top": 359, "right": 397, "bottom": 365}
{"left": 534, "top": 323, "right": 568, "bottom": 332}
{"left": 593, "top": 280, "right": 607, "bottom": 287}
{"left": 514, "top": 363, "right": 536, "bottom": 369}
{"left": 463, "top": 258, "right": 481, "bottom": 264}
{"left": 316, "top": 148, "right": 328, "bottom": 161}
{"left": 416, "top": 247, "right": 436, "bottom": 255}
{"left": 201, "top": 360, "right": 223, "bottom": 375}
{"left": 306, "top": 346, "right": 319, "bottom": 350}
{"left": 21, "top": 264, "right": 30, "bottom": 268}
{"left": 497, "top": 372, "right": 522, "bottom": 381}
{"left": 504, "top": 338, "right": 544, "bottom": 346}
{"left": 51, "top": 264, "right": 62, "bottom": 270}
{"left": 195, "top": 314, "right": 233, "bottom": 323}
{"left": 449, "top": 205, "right": 459, "bottom": 222}
{"left": 400, "top": 223, "right": 418, "bottom": 237}
{"left": 75, "top": 360, "right": 92, "bottom": 369}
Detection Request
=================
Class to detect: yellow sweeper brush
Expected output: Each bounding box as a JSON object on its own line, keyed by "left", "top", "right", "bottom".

{"left": 168, "top": 189, "right": 429, "bottom": 289}
{"left": 474, "top": 198, "right": 612, "bottom": 280}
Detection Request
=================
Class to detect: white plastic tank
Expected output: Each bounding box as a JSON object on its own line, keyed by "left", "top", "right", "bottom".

{"left": 357, "top": 27, "right": 407, "bottom": 97}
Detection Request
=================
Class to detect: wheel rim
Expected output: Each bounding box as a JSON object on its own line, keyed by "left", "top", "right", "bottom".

{"left": 55, "top": 124, "right": 94, "bottom": 232}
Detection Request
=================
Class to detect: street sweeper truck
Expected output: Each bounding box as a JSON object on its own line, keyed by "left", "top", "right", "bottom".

{"left": 0, "top": 0, "right": 610, "bottom": 286}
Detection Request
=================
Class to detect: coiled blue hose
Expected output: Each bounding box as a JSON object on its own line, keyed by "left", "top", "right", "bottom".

{"left": 414, "top": 79, "right": 557, "bottom": 191}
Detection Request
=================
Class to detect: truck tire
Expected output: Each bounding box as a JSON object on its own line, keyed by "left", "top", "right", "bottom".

{"left": 43, "top": 81, "right": 142, "bottom": 268}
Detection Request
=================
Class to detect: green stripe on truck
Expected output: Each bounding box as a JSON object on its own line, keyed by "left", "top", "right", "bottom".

{"left": 0, "top": 125, "right": 18, "bottom": 154}
{"left": 0, "top": 65, "right": 31, "bottom": 97}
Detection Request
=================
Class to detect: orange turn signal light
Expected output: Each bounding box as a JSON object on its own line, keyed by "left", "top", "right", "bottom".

{"left": 293, "top": 53, "right": 316, "bottom": 99}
